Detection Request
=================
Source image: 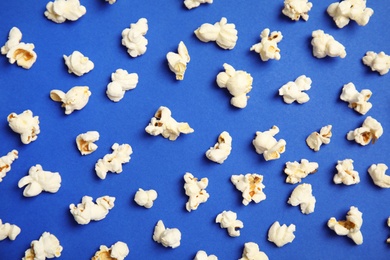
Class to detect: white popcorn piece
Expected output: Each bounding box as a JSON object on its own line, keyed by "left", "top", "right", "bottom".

{"left": 106, "top": 69, "right": 138, "bottom": 102}
{"left": 231, "top": 174, "right": 266, "bottom": 206}
{"left": 253, "top": 126, "right": 286, "bottom": 161}
{"left": 284, "top": 159, "right": 318, "bottom": 184}
{"left": 367, "top": 163, "right": 390, "bottom": 188}
{"left": 167, "top": 41, "right": 190, "bottom": 80}
{"left": 105, "top": 0, "right": 116, "bottom": 4}
{"left": 145, "top": 106, "right": 194, "bottom": 141}
{"left": 184, "top": 172, "right": 209, "bottom": 212}
{"left": 69, "top": 195, "right": 115, "bottom": 225}
{"left": 306, "top": 125, "right": 332, "bottom": 151}
{"left": 287, "top": 183, "right": 316, "bottom": 214}
{"left": 50, "top": 86, "right": 91, "bottom": 115}
{"left": 327, "top": 0, "right": 373, "bottom": 28}
{"left": 76, "top": 131, "right": 99, "bottom": 155}
{"left": 250, "top": 28, "right": 283, "bottom": 61}
{"left": 134, "top": 188, "right": 158, "bottom": 208}
{"left": 215, "top": 210, "right": 243, "bottom": 237}
{"left": 44, "top": 0, "right": 86, "bottom": 23}
{"left": 92, "top": 241, "right": 129, "bottom": 260}
{"left": 205, "top": 131, "right": 232, "bottom": 164}
{"left": 278, "top": 75, "right": 312, "bottom": 104}
{"left": 63, "top": 51, "right": 94, "bottom": 76}
{"left": 18, "top": 164, "right": 61, "bottom": 197}
{"left": 239, "top": 242, "right": 269, "bottom": 260}
{"left": 7, "top": 110, "right": 40, "bottom": 144}
{"left": 194, "top": 250, "right": 218, "bottom": 260}
{"left": 267, "top": 221, "right": 296, "bottom": 247}
{"left": 333, "top": 159, "right": 360, "bottom": 185}
{"left": 121, "top": 18, "right": 148, "bottom": 58}
{"left": 95, "top": 143, "right": 133, "bottom": 180}
{"left": 194, "top": 17, "right": 238, "bottom": 50}
{"left": 340, "top": 82, "right": 372, "bottom": 115}
{"left": 185, "top": 0, "right": 212, "bottom": 10}
{"left": 0, "top": 219, "right": 21, "bottom": 241}
{"left": 327, "top": 206, "right": 363, "bottom": 245}
{"left": 0, "top": 150, "right": 18, "bottom": 182}
{"left": 311, "top": 30, "right": 346, "bottom": 58}
{"left": 362, "top": 51, "right": 390, "bottom": 75}
{"left": 282, "top": 0, "right": 313, "bottom": 21}
{"left": 23, "top": 232, "right": 63, "bottom": 260}
{"left": 153, "top": 220, "right": 181, "bottom": 249}
{"left": 216, "top": 63, "right": 253, "bottom": 108}
{"left": 347, "top": 116, "right": 383, "bottom": 145}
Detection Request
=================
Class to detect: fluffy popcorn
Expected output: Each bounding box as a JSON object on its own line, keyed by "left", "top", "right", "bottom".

{"left": 63, "top": 51, "right": 94, "bottom": 76}
{"left": 278, "top": 75, "right": 312, "bottom": 104}
{"left": 216, "top": 63, "right": 253, "bottom": 108}
{"left": 105, "top": 0, "right": 116, "bottom": 4}
{"left": 250, "top": 28, "right": 283, "bottom": 61}
{"left": 282, "top": 0, "right": 313, "bottom": 21}
{"left": 153, "top": 220, "right": 181, "bottom": 249}
{"left": 167, "top": 41, "right": 190, "bottom": 80}
{"left": 69, "top": 195, "right": 115, "bottom": 225}
{"left": 184, "top": 0, "right": 212, "bottom": 10}
{"left": 23, "top": 232, "right": 63, "bottom": 260}
{"left": 145, "top": 106, "right": 194, "bottom": 141}
{"left": 18, "top": 164, "right": 61, "bottom": 197}
{"left": 184, "top": 172, "right": 209, "bottom": 212}
{"left": 231, "top": 173, "right": 266, "bottom": 206}
{"left": 205, "top": 131, "right": 232, "bottom": 164}
{"left": 7, "top": 110, "right": 40, "bottom": 144}
{"left": 347, "top": 116, "right": 383, "bottom": 145}
{"left": 267, "top": 221, "right": 296, "bottom": 247}
{"left": 239, "top": 242, "right": 268, "bottom": 260}
{"left": 194, "top": 250, "right": 217, "bottom": 260}
{"left": 215, "top": 210, "right": 243, "bottom": 237}
{"left": 95, "top": 143, "right": 133, "bottom": 180}
{"left": 340, "top": 82, "right": 372, "bottom": 115}
{"left": 287, "top": 183, "right": 316, "bottom": 214}
{"left": 284, "top": 159, "right": 318, "bottom": 184}
{"left": 367, "top": 163, "right": 390, "bottom": 188}
{"left": 306, "top": 125, "right": 332, "bottom": 151}
{"left": 50, "top": 86, "right": 91, "bottom": 115}
{"left": 252, "top": 126, "right": 286, "bottom": 161}
{"left": 106, "top": 69, "right": 138, "bottom": 102}
{"left": 311, "top": 30, "right": 346, "bottom": 58}
{"left": 91, "top": 241, "right": 129, "bottom": 260}
{"left": 121, "top": 18, "right": 148, "bottom": 58}
{"left": 76, "top": 131, "right": 99, "bottom": 155}
{"left": 362, "top": 51, "right": 390, "bottom": 75}
{"left": 0, "top": 219, "right": 21, "bottom": 241}
{"left": 194, "top": 17, "right": 238, "bottom": 50}
{"left": 134, "top": 188, "right": 158, "bottom": 208}
{"left": 333, "top": 159, "right": 360, "bottom": 185}
{"left": 327, "top": 0, "right": 373, "bottom": 28}
{"left": 328, "top": 206, "right": 363, "bottom": 245}
{"left": 44, "top": 0, "right": 86, "bottom": 23}
{"left": 0, "top": 150, "right": 18, "bottom": 182}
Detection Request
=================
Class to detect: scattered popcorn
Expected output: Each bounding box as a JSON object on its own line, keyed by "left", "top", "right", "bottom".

{"left": 69, "top": 195, "right": 115, "bottom": 225}
{"left": 252, "top": 126, "right": 286, "bottom": 161}
{"left": 0, "top": 219, "right": 21, "bottom": 241}
{"left": 231, "top": 173, "right": 266, "bottom": 206}
{"left": 95, "top": 143, "right": 133, "bottom": 180}
{"left": 267, "top": 221, "right": 296, "bottom": 247}
{"left": 347, "top": 116, "right": 383, "bottom": 145}
{"left": 284, "top": 159, "right": 318, "bottom": 184}
{"left": 250, "top": 28, "right": 283, "bottom": 61}
{"left": 44, "top": 0, "right": 86, "bottom": 23}
{"left": 334, "top": 159, "right": 360, "bottom": 185}
{"left": 145, "top": 106, "right": 194, "bottom": 141}
{"left": 134, "top": 188, "right": 158, "bottom": 208}
{"left": 282, "top": 0, "right": 313, "bottom": 21}
{"left": 184, "top": 172, "right": 209, "bottom": 212}
{"left": 205, "top": 131, "right": 232, "bottom": 164}
{"left": 239, "top": 242, "right": 269, "bottom": 260}
{"left": 362, "top": 51, "right": 390, "bottom": 75}
{"left": 153, "top": 220, "right": 181, "bottom": 249}
{"left": 18, "top": 164, "right": 61, "bottom": 197}
{"left": 76, "top": 131, "right": 99, "bottom": 155}
{"left": 184, "top": 0, "right": 212, "bottom": 10}
{"left": 278, "top": 75, "right": 312, "bottom": 104}
{"left": 194, "top": 17, "right": 238, "bottom": 50}
{"left": 63, "top": 50, "right": 94, "bottom": 76}
{"left": 121, "top": 18, "right": 148, "bottom": 58}
{"left": 105, "top": 0, "right": 116, "bottom": 4}
{"left": 216, "top": 63, "right": 253, "bottom": 108}
{"left": 367, "top": 163, "right": 390, "bottom": 188}
{"left": 287, "top": 183, "right": 316, "bottom": 214}
{"left": 215, "top": 210, "right": 243, "bottom": 237}
{"left": 106, "top": 69, "right": 138, "bottom": 102}
{"left": 340, "top": 82, "right": 372, "bottom": 115}
{"left": 23, "top": 232, "right": 63, "bottom": 260}
{"left": 0, "top": 150, "right": 18, "bottom": 182}
{"left": 50, "top": 86, "right": 91, "bottom": 115}
{"left": 306, "top": 125, "right": 332, "bottom": 151}
{"left": 91, "top": 241, "right": 129, "bottom": 260}
{"left": 311, "top": 30, "right": 346, "bottom": 58}
{"left": 167, "top": 41, "right": 190, "bottom": 81}
{"left": 194, "top": 250, "right": 218, "bottom": 260}
{"left": 327, "top": 206, "right": 363, "bottom": 245}
{"left": 7, "top": 110, "right": 40, "bottom": 144}
{"left": 327, "top": 0, "right": 373, "bottom": 28}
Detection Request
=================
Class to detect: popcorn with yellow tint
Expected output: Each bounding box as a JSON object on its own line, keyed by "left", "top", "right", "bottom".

{"left": 50, "top": 86, "right": 91, "bottom": 115}
{"left": 206, "top": 131, "right": 232, "bottom": 164}
{"left": 63, "top": 51, "right": 94, "bottom": 76}
{"left": 7, "top": 110, "right": 40, "bottom": 144}
{"left": 215, "top": 210, "right": 243, "bottom": 237}
{"left": 69, "top": 195, "right": 115, "bottom": 225}
{"left": 167, "top": 41, "right": 190, "bottom": 80}
{"left": 368, "top": 163, "right": 390, "bottom": 188}
{"left": 231, "top": 173, "right": 266, "bottom": 206}
{"left": 250, "top": 28, "right": 283, "bottom": 61}
{"left": 153, "top": 220, "right": 181, "bottom": 248}
{"left": 23, "top": 232, "right": 63, "bottom": 260}
{"left": 253, "top": 126, "right": 286, "bottom": 161}
{"left": 268, "top": 221, "right": 296, "bottom": 247}
{"left": 347, "top": 116, "right": 383, "bottom": 145}
{"left": 284, "top": 159, "right": 318, "bottom": 184}
{"left": 282, "top": 0, "right": 313, "bottom": 21}
{"left": 340, "top": 82, "right": 372, "bottom": 115}
{"left": 76, "top": 131, "right": 99, "bottom": 155}
{"left": 184, "top": 172, "right": 209, "bottom": 212}
{"left": 328, "top": 206, "right": 363, "bottom": 245}
{"left": 91, "top": 241, "right": 129, "bottom": 260}
{"left": 0, "top": 219, "right": 21, "bottom": 241}
{"left": 0, "top": 150, "right": 18, "bottom": 182}
{"left": 327, "top": 0, "right": 373, "bottom": 28}
{"left": 306, "top": 125, "right": 332, "bottom": 151}
{"left": 333, "top": 159, "right": 360, "bottom": 185}
{"left": 311, "top": 30, "right": 346, "bottom": 58}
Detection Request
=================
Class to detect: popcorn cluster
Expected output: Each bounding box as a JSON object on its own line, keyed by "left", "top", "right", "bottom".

{"left": 50, "top": 86, "right": 91, "bottom": 115}
{"left": 44, "top": 0, "right": 86, "bottom": 23}
{"left": 231, "top": 173, "right": 266, "bottom": 206}
{"left": 106, "top": 69, "right": 138, "bottom": 102}
{"left": 250, "top": 28, "right": 283, "bottom": 61}
{"left": 122, "top": 18, "right": 148, "bottom": 58}
{"left": 183, "top": 172, "right": 209, "bottom": 212}
{"left": 69, "top": 195, "right": 115, "bottom": 225}
{"left": 153, "top": 220, "right": 181, "bottom": 248}
{"left": 252, "top": 126, "right": 286, "bottom": 161}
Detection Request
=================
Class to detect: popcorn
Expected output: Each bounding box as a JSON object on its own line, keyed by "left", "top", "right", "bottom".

{"left": 106, "top": 69, "right": 138, "bottom": 102}
{"left": 250, "top": 28, "right": 283, "bottom": 61}
{"left": 194, "top": 250, "right": 218, "bottom": 260}
{"left": 239, "top": 242, "right": 269, "bottom": 260}
{"left": 327, "top": 206, "right": 363, "bottom": 245}
{"left": 278, "top": 75, "right": 312, "bottom": 104}
{"left": 76, "top": 131, "right": 100, "bottom": 155}
{"left": 367, "top": 163, "right": 390, "bottom": 188}
{"left": 91, "top": 241, "right": 129, "bottom": 260}
{"left": 231, "top": 173, "right": 266, "bottom": 206}
{"left": 346, "top": 116, "right": 383, "bottom": 145}
{"left": 327, "top": 0, "right": 374, "bottom": 28}
{"left": 216, "top": 63, "right": 253, "bottom": 108}
{"left": 194, "top": 17, "right": 238, "bottom": 50}
{"left": 252, "top": 126, "right": 286, "bottom": 161}
{"left": 44, "top": 0, "right": 86, "bottom": 23}
{"left": 1, "top": 27, "right": 37, "bottom": 69}
{"left": 205, "top": 131, "right": 232, "bottom": 164}
{"left": 184, "top": 172, "right": 209, "bottom": 212}
{"left": 0, "top": 219, "right": 21, "bottom": 241}
{"left": 18, "top": 164, "right": 62, "bottom": 197}
{"left": 333, "top": 159, "right": 360, "bottom": 185}
{"left": 23, "top": 232, "right": 63, "bottom": 260}
{"left": 387, "top": 217, "right": 390, "bottom": 243}
{"left": 340, "top": 82, "right": 372, "bottom": 115}
{"left": 145, "top": 106, "right": 194, "bottom": 141}
{"left": 311, "top": 30, "right": 346, "bottom": 58}
{"left": 69, "top": 195, "right": 115, "bottom": 225}
{"left": 215, "top": 210, "right": 243, "bottom": 237}
{"left": 0, "top": 150, "right": 18, "bottom": 182}
{"left": 50, "top": 86, "right": 91, "bottom": 115}
{"left": 267, "top": 221, "right": 296, "bottom": 247}
{"left": 167, "top": 41, "right": 190, "bottom": 80}
{"left": 63, "top": 51, "right": 94, "bottom": 76}
{"left": 287, "top": 183, "right": 316, "bottom": 214}
{"left": 282, "top": 0, "right": 313, "bottom": 21}
{"left": 362, "top": 51, "right": 390, "bottom": 75}
{"left": 153, "top": 220, "right": 181, "bottom": 248}
{"left": 105, "top": 0, "right": 116, "bottom": 4}
{"left": 306, "top": 125, "right": 332, "bottom": 151}
{"left": 121, "top": 18, "right": 148, "bottom": 58}
{"left": 7, "top": 110, "right": 40, "bottom": 144}
{"left": 284, "top": 159, "right": 318, "bottom": 184}
{"left": 184, "top": 0, "right": 212, "bottom": 10}
{"left": 134, "top": 188, "right": 158, "bottom": 208}
{"left": 95, "top": 143, "right": 133, "bottom": 180}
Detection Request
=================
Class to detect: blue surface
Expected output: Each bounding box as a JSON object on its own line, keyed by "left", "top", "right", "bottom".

{"left": 1, "top": 0, "right": 390, "bottom": 259}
